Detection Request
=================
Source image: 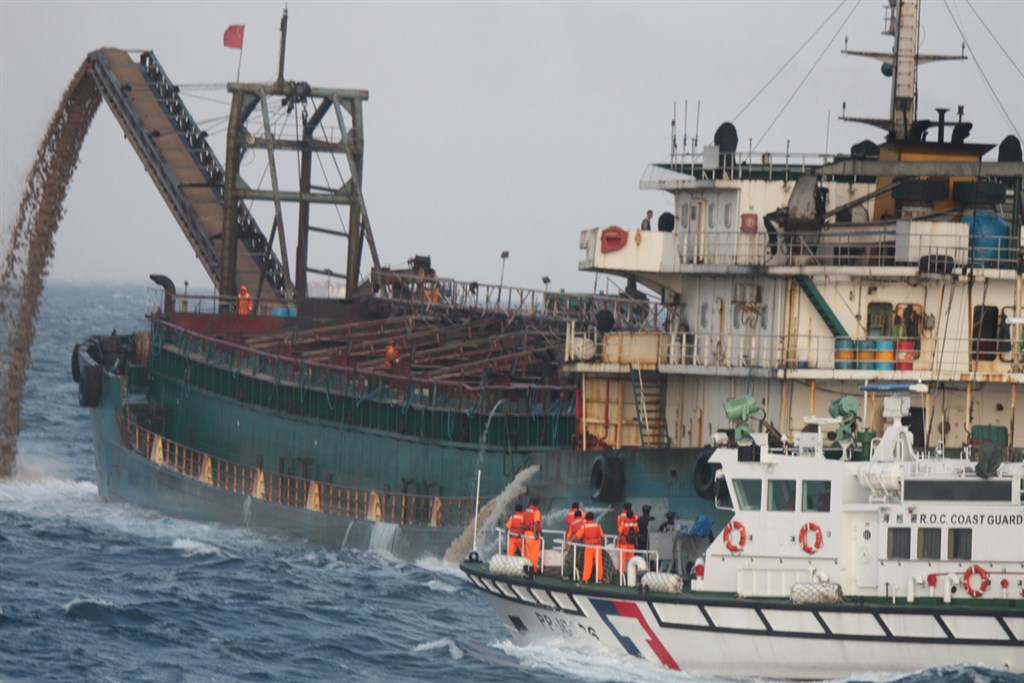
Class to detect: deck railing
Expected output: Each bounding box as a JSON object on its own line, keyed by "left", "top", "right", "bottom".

{"left": 117, "top": 412, "right": 484, "bottom": 527}
{"left": 567, "top": 327, "right": 1023, "bottom": 377}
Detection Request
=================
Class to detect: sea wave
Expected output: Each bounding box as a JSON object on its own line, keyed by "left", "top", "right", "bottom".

{"left": 412, "top": 637, "right": 465, "bottom": 660}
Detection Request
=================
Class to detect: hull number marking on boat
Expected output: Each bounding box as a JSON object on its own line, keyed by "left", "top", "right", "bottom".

{"left": 592, "top": 599, "right": 680, "bottom": 671}
{"left": 533, "top": 611, "right": 598, "bottom": 639}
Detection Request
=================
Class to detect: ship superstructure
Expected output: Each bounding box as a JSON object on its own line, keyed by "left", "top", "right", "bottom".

{"left": 572, "top": 0, "right": 1023, "bottom": 473}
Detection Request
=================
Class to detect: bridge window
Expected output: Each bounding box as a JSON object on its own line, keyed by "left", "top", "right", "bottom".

{"left": 948, "top": 528, "right": 972, "bottom": 560}
{"left": 887, "top": 527, "right": 911, "bottom": 559}
{"left": 767, "top": 479, "right": 796, "bottom": 511}
{"left": 801, "top": 480, "right": 831, "bottom": 512}
{"left": 723, "top": 202, "right": 733, "bottom": 229}
{"left": 681, "top": 203, "right": 690, "bottom": 229}
{"left": 917, "top": 527, "right": 941, "bottom": 559}
{"left": 732, "top": 479, "right": 762, "bottom": 510}
{"left": 707, "top": 204, "right": 716, "bottom": 230}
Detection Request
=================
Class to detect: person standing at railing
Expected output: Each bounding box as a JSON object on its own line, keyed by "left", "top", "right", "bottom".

{"left": 523, "top": 498, "right": 542, "bottom": 572}
{"left": 237, "top": 285, "right": 253, "bottom": 316}
{"left": 616, "top": 501, "right": 633, "bottom": 531}
{"left": 641, "top": 210, "right": 653, "bottom": 231}
{"left": 565, "top": 501, "right": 585, "bottom": 528}
{"left": 574, "top": 511, "right": 604, "bottom": 583}
{"left": 618, "top": 509, "right": 640, "bottom": 566}
{"left": 565, "top": 508, "right": 584, "bottom": 548}
{"left": 505, "top": 504, "right": 526, "bottom": 557}
{"left": 636, "top": 504, "right": 655, "bottom": 551}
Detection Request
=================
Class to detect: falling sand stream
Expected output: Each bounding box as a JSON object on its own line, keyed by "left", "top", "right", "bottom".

{"left": 1, "top": 61, "right": 102, "bottom": 476}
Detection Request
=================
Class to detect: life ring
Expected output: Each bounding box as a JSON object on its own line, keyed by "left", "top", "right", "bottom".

{"left": 723, "top": 520, "right": 747, "bottom": 552}
{"left": 799, "top": 522, "right": 824, "bottom": 554}
{"left": 692, "top": 446, "right": 718, "bottom": 500}
{"left": 590, "top": 454, "right": 624, "bottom": 503}
{"left": 964, "top": 565, "right": 989, "bottom": 598}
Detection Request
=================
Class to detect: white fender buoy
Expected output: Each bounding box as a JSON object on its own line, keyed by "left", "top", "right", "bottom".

{"left": 626, "top": 556, "right": 649, "bottom": 587}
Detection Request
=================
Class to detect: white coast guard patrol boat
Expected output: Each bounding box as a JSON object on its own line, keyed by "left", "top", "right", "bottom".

{"left": 460, "top": 387, "right": 1024, "bottom": 678}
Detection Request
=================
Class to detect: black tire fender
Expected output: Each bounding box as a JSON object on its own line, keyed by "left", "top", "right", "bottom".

{"left": 71, "top": 344, "right": 82, "bottom": 384}
{"left": 693, "top": 445, "right": 719, "bottom": 500}
{"left": 78, "top": 364, "right": 102, "bottom": 408}
{"left": 590, "top": 453, "right": 624, "bottom": 503}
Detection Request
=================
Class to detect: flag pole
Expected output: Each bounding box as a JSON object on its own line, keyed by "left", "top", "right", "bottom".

{"left": 235, "top": 45, "right": 243, "bottom": 83}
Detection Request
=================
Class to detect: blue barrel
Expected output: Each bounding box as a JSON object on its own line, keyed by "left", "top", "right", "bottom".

{"left": 857, "top": 339, "right": 876, "bottom": 370}
{"left": 835, "top": 338, "right": 855, "bottom": 369}
{"left": 875, "top": 339, "right": 895, "bottom": 370}
{"left": 272, "top": 306, "right": 297, "bottom": 318}
{"left": 964, "top": 210, "right": 1009, "bottom": 268}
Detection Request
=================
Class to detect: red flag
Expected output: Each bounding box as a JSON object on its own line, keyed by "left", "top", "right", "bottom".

{"left": 223, "top": 25, "right": 245, "bottom": 50}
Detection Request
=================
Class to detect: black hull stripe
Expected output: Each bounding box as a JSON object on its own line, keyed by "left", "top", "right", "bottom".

{"left": 813, "top": 611, "right": 832, "bottom": 636}
{"left": 997, "top": 616, "right": 1018, "bottom": 642}
{"left": 934, "top": 614, "right": 954, "bottom": 640}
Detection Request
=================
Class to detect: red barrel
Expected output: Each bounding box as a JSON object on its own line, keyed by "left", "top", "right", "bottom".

{"left": 895, "top": 340, "right": 915, "bottom": 370}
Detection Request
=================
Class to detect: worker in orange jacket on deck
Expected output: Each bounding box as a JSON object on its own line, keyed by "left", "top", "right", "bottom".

{"left": 523, "top": 498, "right": 542, "bottom": 573}
{"left": 565, "top": 501, "right": 584, "bottom": 529}
{"left": 565, "top": 508, "right": 584, "bottom": 548}
{"left": 616, "top": 501, "right": 633, "bottom": 532}
{"left": 506, "top": 504, "right": 526, "bottom": 557}
{"left": 237, "top": 285, "right": 253, "bottom": 316}
{"left": 618, "top": 508, "right": 640, "bottom": 567}
{"left": 574, "top": 511, "right": 604, "bottom": 582}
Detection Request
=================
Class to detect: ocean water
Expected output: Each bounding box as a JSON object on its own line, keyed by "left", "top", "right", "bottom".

{"left": 0, "top": 283, "right": 1018, "bottom": 683}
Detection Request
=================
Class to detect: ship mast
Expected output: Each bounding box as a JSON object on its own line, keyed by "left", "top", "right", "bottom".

{"left": 219, "top": 9, "right": 379, "bottom": 301}
{"left": 841, "top": 0, "right": 965, "bottom": 141}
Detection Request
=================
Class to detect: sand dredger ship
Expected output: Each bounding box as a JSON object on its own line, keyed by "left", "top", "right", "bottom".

{"left": 64, "top": 1, "right": 1023, "bottom": 563}
{"left": 62, "top": 14, "right": 729, "bottom": 561}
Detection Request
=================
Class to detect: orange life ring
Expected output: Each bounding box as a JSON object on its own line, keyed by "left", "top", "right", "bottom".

{"left": 964, "top": 565, "right": 989, "bottom": 598}
{"left": 723, "top": 520, "right": 747, "bottom": 552}
{"left": 799, "top": 522, "right": 824, "bottom": 555}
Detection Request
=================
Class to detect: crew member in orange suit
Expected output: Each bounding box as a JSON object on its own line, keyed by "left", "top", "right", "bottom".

{"left": 383, "top": 344, "right": 400, "bottom": 371}
{"left": 506, "top": 504, "right": 526, "bottom": 556}
{"left": 574, "top": 511, "right": 605, "bottom": 583}
{"left": 565, "top": 508, "right": 584, "bottom": 547}
{"left": 237, "top": 285, "right": 253, "bottom": 316}
{"left": 565, "top": 501, "right": 584, "bottom": 528}
{"left": 618, "top": 508, "right": 640, "bottom": 567}
{"left": 523, "top": 498, "right": 542, "bottom": 572}
{"left": 616, "top": 501, "right": 633, "bottom": 531}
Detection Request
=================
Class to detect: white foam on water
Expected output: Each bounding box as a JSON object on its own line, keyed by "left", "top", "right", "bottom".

{"left": 414, "top": 555, "right": 464, "bottom": 579}
{"left": 490, "top": 637, "right": 715, "bottom": 683}
{"left": 62, "top": 596, "right": 114, "bottom": 613}
{"left": 424, "top": 579, "right": 459, "bottom": 594}
{"left": 172, "top": 538, "right": 224, "bottom": 558}
{"left": 412, "top": 638, "right": 464, "bottom": 661}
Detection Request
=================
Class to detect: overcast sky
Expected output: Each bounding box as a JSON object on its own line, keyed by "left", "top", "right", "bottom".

{"left": 2, "top": 1, "right": 1021, "bottom": 295}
